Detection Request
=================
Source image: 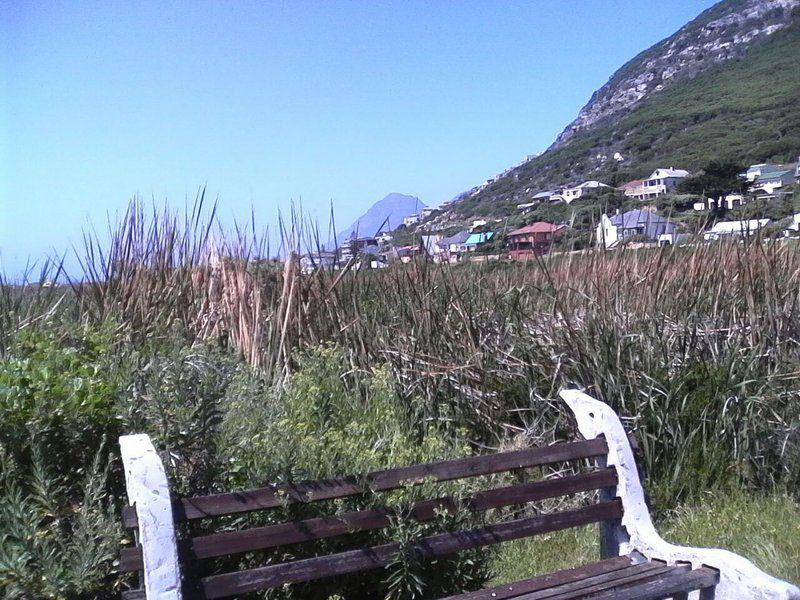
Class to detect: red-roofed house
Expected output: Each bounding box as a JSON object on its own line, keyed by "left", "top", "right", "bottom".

{"left": 506, "top": 222, "right": 567, "bottom": 260}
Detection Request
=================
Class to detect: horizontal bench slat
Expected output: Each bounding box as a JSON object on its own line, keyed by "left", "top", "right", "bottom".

{"left": 438, "top": 555, "right": 635, "bottom": 600}
{"left": 122, "top": 438, "right": 609, "bottom": 527}
{"left": 528, "top": 564, "right": 686, "bottom": 600}
{"left": 583, "top": 567, "right": 718, "bottom": 600}
{"left": 119, "top": 468, "right": 618, "bottom": 571}
{"left": 198, "top": 498, "right": 624, "bottom": 599}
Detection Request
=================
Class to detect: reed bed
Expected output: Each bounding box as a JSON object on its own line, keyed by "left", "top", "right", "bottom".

{"left": 4, "top": 199, "right": 800, "bottom": 503}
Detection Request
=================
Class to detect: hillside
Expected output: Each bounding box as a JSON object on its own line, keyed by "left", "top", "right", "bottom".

{"left": 336, "top": 193, "right": 425, "bottom": 242}
{"left": 453, "top": 0, "right": 800, "bottom": 217}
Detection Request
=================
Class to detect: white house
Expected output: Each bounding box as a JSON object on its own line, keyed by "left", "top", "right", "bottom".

{"left": 740, "top": 163, "right": 783, "bottom": 182}
{"left": 625, "top": 168, "right": 690, "bottom": 200}
{"left": 420, "top": 234, "right": 443, "bottom": 258}
{"left": 562, "top": 181, "right": 611, "bottom": 204}
{"left": 596, "top": 209, "right": 676, "bottom": 249}
{"left": 752, "top": 169, "right": 794, "bottom": 195}
{"left": 784, "top": 213, "right": 800, "bottom": 236}
{"left": 421, "top": 207, "right": 437, "bottom": 218}
{"left": 470, "top": 218, "right": 488, "bottom": 231}
{"left": 402, "top": 214, "right": 420, "bottom": 227}
{"left": 694, "top": 193, "right": 748, "bottom": 211}
{"left": 703, "top": 219, "right": 770, "bottom": 241}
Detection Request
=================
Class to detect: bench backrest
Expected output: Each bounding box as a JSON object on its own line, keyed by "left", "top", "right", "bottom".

{"left": 120, "top": 437, "right": 624, "bottom": 599}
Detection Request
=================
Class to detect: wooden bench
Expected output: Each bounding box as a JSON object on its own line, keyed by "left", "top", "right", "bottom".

{"left": 118, "top": 390, "right": 800, "bottom": 600}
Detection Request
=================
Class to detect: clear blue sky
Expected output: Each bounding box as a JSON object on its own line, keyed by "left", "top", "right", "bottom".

{"left": 1, "top": 0, "right": 716, "bottom": 275}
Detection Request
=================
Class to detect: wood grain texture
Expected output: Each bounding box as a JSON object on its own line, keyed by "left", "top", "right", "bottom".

{"left": 198, "top": 499, "right": 623, "bottom": 599}
{"left": 120, "top": 469, "right": 618, "bottom": 572}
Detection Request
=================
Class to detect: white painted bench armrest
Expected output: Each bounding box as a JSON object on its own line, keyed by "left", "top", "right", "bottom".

{"left": 120, "top": 434, "right": 183, "bottom": 600}
{"left": 560, "top": 389, "right": 800, "bottom": 600}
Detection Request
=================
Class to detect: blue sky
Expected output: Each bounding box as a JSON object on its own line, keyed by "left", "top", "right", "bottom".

{"left": 1, "top": 0, "right": 716, "bottom": 275}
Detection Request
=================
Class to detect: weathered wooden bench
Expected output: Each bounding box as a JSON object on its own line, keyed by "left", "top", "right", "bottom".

{"left": 118, "top": 390, "right": 800, "bottom": 600}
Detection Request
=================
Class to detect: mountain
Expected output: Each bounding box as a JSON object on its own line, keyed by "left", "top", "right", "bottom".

{"left": 336, "top": 193, "right": 426, "bottom": 242}
{"left": 450, "top": 0, "right": 800, "bottom": 217}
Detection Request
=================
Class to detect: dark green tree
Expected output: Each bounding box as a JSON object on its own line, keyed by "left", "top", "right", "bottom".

{"left": 677, "top": 160, "right": 749, "bottom": 198}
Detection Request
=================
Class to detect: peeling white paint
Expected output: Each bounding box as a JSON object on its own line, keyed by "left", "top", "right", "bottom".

{"left": 560, "top": 389, "right": 800, "bottom": 600}
{"left": 120, "top": 434, "right": 183, "bottom": 600}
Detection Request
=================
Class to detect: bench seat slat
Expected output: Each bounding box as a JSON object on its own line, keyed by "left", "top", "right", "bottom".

{"left": 198, "top": 499, "right": 623, "bottom": 599}
{"left": 581, "top": 567, "right": 719, "bottom": 600}
{"left": 122, "top": 438, "right": 609, "bottom": 527}
{"left": 438, "top": 556, "right": 636, "bottom": 600}
{"left": 515, "top": 564, "right": 687, "bottom": 600}
{"left": 120, "top": 468, "right": 618, "bottom": 572}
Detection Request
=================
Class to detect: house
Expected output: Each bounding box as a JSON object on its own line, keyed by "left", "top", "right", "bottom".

{"left": 620, "top": 179, "right": 647, "bottom": 199}
{"left": 340, "top": 236, "right": 379, "bottom": 263}
{"left": 421, "top": 207, "right": 437, "bottom": 218}
{"left": 785, "top": 213, "right": 800, "bottom": 236}
{"left": 625, "top": 168, "right": 690, "bottom": 200}
{"left": 299, "top": 251, "right": 337, "bottom": 274}
{"left": 463, "top": 231, "right": 495, "bottom": 252}
{"left": 596, "top": 209, "right": 676, "bottom": 249}
{"left": 436, "top": 230, "right": 471, "bottom": 262}
{"left": 517, "top": 201, "right": 537, "bottom": 214}
{"left": 376, "top": 232, "right": 393, "bottom": 245}
{"left": 658, "top": 232, "right": 693, "bottom": 247}
{"left": 703, "top": 219, "right": 770, "bottom": 241}
{"left": 470, "top": 218, "right": 488, "bottom": 231}
{"left": 402, "top": 214, "right": 420, "bottom": 227}
{"left": 752, "top": 169, "right": 794, "bottom": 195}
{"left": 695, "top": 193, "right": 748, "bottom": 211}
{"left": 562, "top": 181, "right": 611, "bottom": 204}
{"left": 420, "top": 234, "right": 443, "bottom": 259}
{"left": 532, "top": 190, "right": 561, "bottom": 203}
{"left": 740, "top": 163, "right": 783, "bottom": 182}
{"left": 506, "top": 222, "right": 566, "bottom": 260}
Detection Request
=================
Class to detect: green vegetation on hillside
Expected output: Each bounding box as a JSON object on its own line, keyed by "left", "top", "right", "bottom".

{"left": 464, "top": 20, "right": 800, "bottom": 215}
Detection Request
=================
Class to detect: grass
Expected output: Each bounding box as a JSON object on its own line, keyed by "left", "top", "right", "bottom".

{"left": 491, "top": 491, "right": 800, "bottom": 586}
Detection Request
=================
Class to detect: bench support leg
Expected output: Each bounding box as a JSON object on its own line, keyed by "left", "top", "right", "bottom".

{"left": 598, "top": 452, "right": 629, "bottom": 559}
{"left": 120, "top": 434, "right": 183, "bottom": 600}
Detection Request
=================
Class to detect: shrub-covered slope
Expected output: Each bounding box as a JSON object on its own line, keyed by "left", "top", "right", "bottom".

{"left": 458, "top": 7, "right": 800, "bottom": 216}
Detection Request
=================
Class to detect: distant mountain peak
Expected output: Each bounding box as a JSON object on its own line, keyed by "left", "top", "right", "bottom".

{"left": 336, "top": 193, "right": 425, "bottom": 242}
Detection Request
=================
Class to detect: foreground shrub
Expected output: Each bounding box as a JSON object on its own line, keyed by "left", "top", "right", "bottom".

{"left": 0, "top": 325, "right": 121, "bottom": 487}
{"left": 217, "top": 345, "right": 487, "bottom": 599}
{"left": 0, "top": 444, "right": 120, "bottom": 599}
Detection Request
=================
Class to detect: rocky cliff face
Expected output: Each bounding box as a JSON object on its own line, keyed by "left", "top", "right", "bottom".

{"left": 552, "top": 0, "right": 799, "bottom": 147}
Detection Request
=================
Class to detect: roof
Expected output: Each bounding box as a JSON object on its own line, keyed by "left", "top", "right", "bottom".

{"left": 465, "top": 231, "right": 495, "bottom": 245}
{"left": 532, "top": 190, "right": 556, "bottom": 199}
{"left": 438, "top": 230, "right": 470, "bottom": 246}
{"left": 757, "top": 169, "right": 792, "bottom": 179}
{"left": 709, "top": 219, "right": 770, "bottom": 233}
{"left": 610, "top": 209, "right": 671, "bottom": 228}
{"left": 620, "top": 179, "right": 645, "bottom": 190}
{"left": 649, "top": 168, "right": 690, "bottom": 179}
{"left": 508, "top": 222, "right": 565, "bottom": 236}
{"left": 578, "top": 180, "right": 610, "bottom": 189}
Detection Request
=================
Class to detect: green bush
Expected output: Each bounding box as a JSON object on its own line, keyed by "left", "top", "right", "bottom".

{"left": 217, "top": 345, "right": 488, "bottom": 599}
{"left": 0, "top": 326, "right": 121, "bottom": 485}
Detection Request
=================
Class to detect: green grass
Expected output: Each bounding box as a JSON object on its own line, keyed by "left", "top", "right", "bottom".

{"left": 490, "top": 491, "right": 800, "bottom": 586}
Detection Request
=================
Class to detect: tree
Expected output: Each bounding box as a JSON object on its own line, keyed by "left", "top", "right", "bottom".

{"left": 677, "top": 160, "right": 749, "bottom": 198}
